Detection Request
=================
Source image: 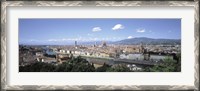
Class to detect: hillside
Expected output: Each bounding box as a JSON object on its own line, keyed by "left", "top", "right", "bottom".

{"left": 113, "top": 37, "right": 181, "bottom": 45}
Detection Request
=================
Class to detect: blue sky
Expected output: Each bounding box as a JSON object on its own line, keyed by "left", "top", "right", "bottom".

{"left": 19, "top": 19, "right": 181, "bottom": 45}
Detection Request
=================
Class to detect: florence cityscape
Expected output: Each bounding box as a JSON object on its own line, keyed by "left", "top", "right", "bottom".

{"left": 19, "top": 19, "right": 181, "bottom": 72}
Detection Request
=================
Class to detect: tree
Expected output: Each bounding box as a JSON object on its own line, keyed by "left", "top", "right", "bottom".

{"left": 96, "top": 63, "right": 111, "bottom": 72}
{"left": 19, "top": 62, "right": 56, "bottom": 72}
{"left": 149, "top": 57, "right": 177, "bottom": 72}
{"left": 175, "top": 53, "right": 181, "bottom": 72}
{"left": 106, "top": 64, "right": 131, "bottom": 72}
{"left": 19, "top": 56, "right": 96, "bottom": 72}
{"left": 70, "top": 56, "right": 95, "bottom": 72}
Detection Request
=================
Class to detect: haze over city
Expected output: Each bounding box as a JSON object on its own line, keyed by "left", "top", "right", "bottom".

{"left": 19, "top": 19, "right": 181, "bottom": 45}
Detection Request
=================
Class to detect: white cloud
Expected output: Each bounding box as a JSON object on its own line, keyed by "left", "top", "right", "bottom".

{"left": 48, "top": 39, "right": 58, "bottom": 42}
{"left": 117, "top": 37, "right": 122, "bottom": 40}
{"left": 48, "top": 37, "right": 96, "bottom": 42}
{"left": 127, "top": 36, "right": 134, "bottom": 39}
{"left": 48, "top": 38, "right": 73, "bottom": 42}
{"left": 92, "top": 27, "right": 102, "bottom": 32}
{"left": 30, "top": 39, "right": 37, "bottom": 42}
{"left": 87, "top": 33, "right": 93, "bottom": 36}
{"left": 62, "top": 38, "right": 67, "bottom": 41}
{"left": 47, "top": 37, "right": 125, "bottom": 42}
{"left": 94, "top": 38, "right": 98, "bottom": 41}
{"left": 112, "top": 24, "right": 124, "bottom": 30}
{"left": 136, "top": 29, "right": 145, "bottom": 33}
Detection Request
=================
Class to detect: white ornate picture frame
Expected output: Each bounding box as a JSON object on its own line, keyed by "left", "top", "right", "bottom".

{"left": 1, "top": 1, "right": 199, "bottom": 91}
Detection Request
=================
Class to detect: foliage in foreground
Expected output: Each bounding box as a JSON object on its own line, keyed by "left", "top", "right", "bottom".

{"left": 20, "top": 54, "right": 181, "bottom": 72}
{"left": 20, "top": 56, "right": 131, "bottom": 72}
{"left": 19, "top": 56, "right": 95, "bottom": 72}
{"left": 144, "top": 53, "right": 181, "bottom": 72}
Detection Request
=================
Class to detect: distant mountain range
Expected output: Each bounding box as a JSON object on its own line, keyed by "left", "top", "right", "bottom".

{"left": 19, "top": 37, "right": 181, "bottom": 45}
{"left": 78, "top": 37, "right": 181, "bottom": 45}
{"left": 113, "top": 37, "right": 181, "bottom": 45}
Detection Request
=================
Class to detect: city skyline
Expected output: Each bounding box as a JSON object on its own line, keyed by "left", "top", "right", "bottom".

{"left": 19, "top": 19, "right": 181, "bottom": 45}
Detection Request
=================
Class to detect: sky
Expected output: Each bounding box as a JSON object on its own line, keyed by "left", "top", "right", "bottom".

{"left": 19, "top": 19, "right": 181, "bottom": 45}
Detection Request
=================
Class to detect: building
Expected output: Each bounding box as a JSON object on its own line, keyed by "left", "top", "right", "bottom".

{"left": 75, "top": 41, "right": 77, "bottom": 47}
{"left": 45, "top": 49, "right": 56, "bottom": 56}
{"left": 127, "top": 64, "right": 142, "bottom": 71}
{"left": 101, "top": 41, "right": 107, "bottom": 48}
{"left": 120, "top": 53, "right": 144, "bottom": 60}
{"left": 56, "top": 53, "right": 73, "bottom": 63}
{"left": 35, "top": 52, "right": 43, "bottom": 57}
{"left": 37, "top": 57, "right": 56, "bottom": 63}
